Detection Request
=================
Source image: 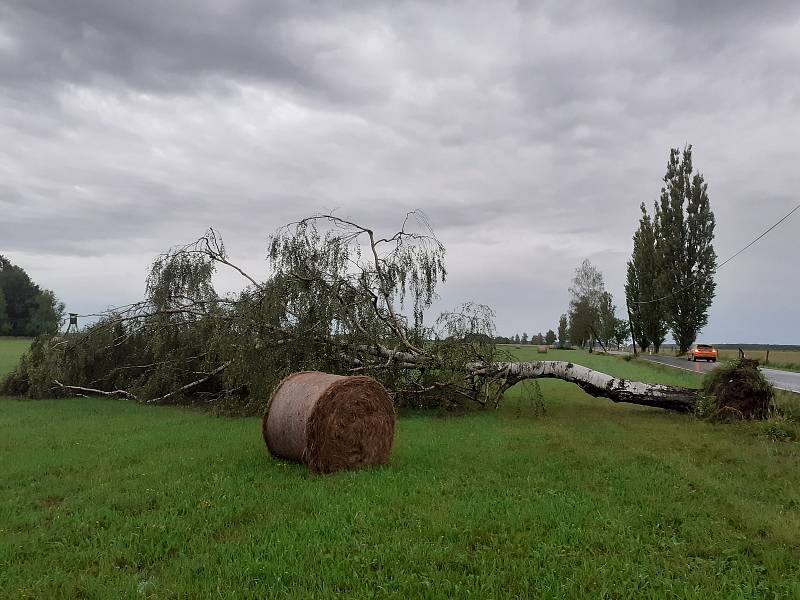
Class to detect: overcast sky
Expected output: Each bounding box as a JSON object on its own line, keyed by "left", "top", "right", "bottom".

{"left": 1, "top": 1, "right": 799, "bottom": 343}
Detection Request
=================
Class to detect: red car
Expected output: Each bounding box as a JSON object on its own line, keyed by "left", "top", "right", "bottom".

{"left": 688, "top": 344, "right": 718, "bottom": 362}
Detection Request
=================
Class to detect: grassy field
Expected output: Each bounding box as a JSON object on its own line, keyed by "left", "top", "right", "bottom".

{"left": 2, "top": 342, "right": 800, "bottom": 598}
{"left": 0, "top": 337, "right": 31, "bottom": 377}
{"left": 717, "top": 349, "right": 800, "bottom": 372}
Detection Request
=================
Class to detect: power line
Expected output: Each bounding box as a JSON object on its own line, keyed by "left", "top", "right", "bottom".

{"left": 716, "top": 202, "right": 799, "bottom": 269}
{"left": 633, "top": 202, "right": 800, "bottom": 305}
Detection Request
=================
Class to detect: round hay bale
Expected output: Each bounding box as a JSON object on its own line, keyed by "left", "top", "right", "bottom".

{"left": 263, "top": 371, "right": 395, "bottom": 473}
{"left": 537, "top": 345, "right": 548, "bottom": 354}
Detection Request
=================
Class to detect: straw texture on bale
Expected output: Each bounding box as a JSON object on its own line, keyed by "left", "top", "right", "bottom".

{"left": 263, "top": 371, "right": 396, "bottom": 473}
{"left": 537, "top": 345, "right": 548, "bottom": 354}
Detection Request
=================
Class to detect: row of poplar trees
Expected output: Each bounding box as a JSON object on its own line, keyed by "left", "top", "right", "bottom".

{"left": 625, "top": 146, "right": 717, "bottom": 355}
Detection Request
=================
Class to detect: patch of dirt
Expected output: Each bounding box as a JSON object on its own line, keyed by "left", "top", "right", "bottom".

{"left": 39, "top": 496, "right": 64, "bottom": 509}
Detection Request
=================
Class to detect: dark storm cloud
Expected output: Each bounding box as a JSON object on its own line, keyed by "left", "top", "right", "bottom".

{"left": 0, "top": 0, "right": 383, "bottom": 101}
{"left": 1, "top": 0, "right": 799, "bottom": 342}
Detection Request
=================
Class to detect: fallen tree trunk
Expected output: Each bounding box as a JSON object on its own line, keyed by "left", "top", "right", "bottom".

{"left": 468, "top": 361, "right": 699, "bottom": 413}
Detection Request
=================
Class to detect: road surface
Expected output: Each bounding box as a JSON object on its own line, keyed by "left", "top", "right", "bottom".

{"left": 640, "top": 354, "right": 800, "bottom": 394}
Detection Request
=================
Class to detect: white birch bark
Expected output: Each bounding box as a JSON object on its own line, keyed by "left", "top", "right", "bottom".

{"left": 468, "top": 361, "right": 698, "bottom": 412}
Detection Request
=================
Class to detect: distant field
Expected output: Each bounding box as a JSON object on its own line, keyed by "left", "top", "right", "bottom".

{"left": 716, "top": 349, "right": 800, "bottom": 372}
{"left": 2, "top": 342, "right": 799, "bottom": 597}
{"left": 0, "top": 337, "right": 31, "bottom": 376}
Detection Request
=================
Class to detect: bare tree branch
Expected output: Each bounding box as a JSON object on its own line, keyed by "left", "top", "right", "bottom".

{"left": 53, "top": 381, "right": 137, "bottom": 400}
{"left": 146, "top": 360, "right": 233, "bottom": 404}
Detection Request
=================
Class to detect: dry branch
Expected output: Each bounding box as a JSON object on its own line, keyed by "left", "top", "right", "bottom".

{"left": 146, "top": 360, "right": 233, "bottom": 404}
{"left": 53, "top": 381, "right": 138, "bottom": 400}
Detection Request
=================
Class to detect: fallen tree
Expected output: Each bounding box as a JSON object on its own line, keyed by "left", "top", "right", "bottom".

{"left": 0, "top": 213, "right": 721, "bottom": 416}
{"left": 468, "top": 361, "right": 698, "bottom": 412}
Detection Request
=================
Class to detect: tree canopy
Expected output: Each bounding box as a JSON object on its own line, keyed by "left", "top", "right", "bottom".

{"left": 567, "top": 259, "right": 612, "bottom": 349}
{"left": 625, "top": 146, "right": 716, "bottom": 355}
{"left": 655, "top": 146, "right": 716, "bottom": 353}
{"left": 625, "top": 203, "right": 667, "bottom": 353}
{"left": 2, "top": 215, "right": 511, "bottom": 411}
{"left": 0, "top": 256, "right": 64, "bottom": 337}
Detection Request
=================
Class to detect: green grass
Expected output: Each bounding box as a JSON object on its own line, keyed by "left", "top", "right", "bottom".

{"left": 0, "top": 337, "right": 31, "bottom": 377}
{"left": 1, "top": 343, "right": 799, "bottom": 598}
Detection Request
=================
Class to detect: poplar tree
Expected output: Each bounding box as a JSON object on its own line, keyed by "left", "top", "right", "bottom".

{"left": 625, "top": 203, "right": 667, "bottom": 353}
{"left": 557, "top": 314, "right": 568, "bottom": 348}
{"left": 655, "top": 146, "right": 716, "bottom": 354}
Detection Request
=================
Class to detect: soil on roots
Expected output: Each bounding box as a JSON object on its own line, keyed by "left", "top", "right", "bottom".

{"left": 703, "top": 359, "right": 773, "bottom": 420}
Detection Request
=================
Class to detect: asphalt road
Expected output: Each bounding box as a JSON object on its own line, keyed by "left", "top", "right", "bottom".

{"left": 640, "top": 354, "right": 800, "bottom": 394}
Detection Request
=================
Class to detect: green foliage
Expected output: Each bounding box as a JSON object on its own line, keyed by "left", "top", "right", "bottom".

{"left": 758, "top": 415, "right": 798, "bottom": 442}
{"left": 655, "top": 146, "right": 717, "bottom": 353}
{"left": 26, "top": 289, "right": 65, "bottom": 336}
{"left": 544, "top": 329, "right": 556, "bottom": 346}
{"left": 429, "top": 302, "right": 511, "bottom": 408}
{"left": 0, "top": 288, "right": 10, "bottom": 335}
{"left": 513, "top": 379, "right": 545, "bottom": 418}
{"left": 557, "top": 313, "right": 568, "bottom": 347}
{"left": 597, "top": 291, "right": 617, "bottom": 347}
{"left": 611, "top": 317, "right": 629, "bottom": 349}
{"left": 0, "top": 256, "right": 64, "bottom": 336}
{"left": 626, "top": 202, "right": 667, "bottom": 352}
{"left": 4, "top": 217, "right": 503, "bottom": 413}
{"left": 567, "top": 259, "right": 619, "bottom": 349}
{"left": 692, "top": 392, "right": 718, "bottom": 418}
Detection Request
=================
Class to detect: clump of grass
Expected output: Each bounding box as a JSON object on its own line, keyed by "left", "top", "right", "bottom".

{"left": 756, "top": 390, "right": 800, "bottom": 441}
{"left": 693, "top": 392, "right": 718, "bottom": 419}
{"left": 758, "top": 414, "right": 798, "bottom": 442}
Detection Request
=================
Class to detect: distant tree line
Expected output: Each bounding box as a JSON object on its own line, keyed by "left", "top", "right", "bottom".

{"left": 494, "top": 330, "right": 557, "bottom": 346}
{"left": 625, "top": 146, "right": 716, "bottom": 354}
{"left": 0, "top": 256, "right": 65, "bottom": 337}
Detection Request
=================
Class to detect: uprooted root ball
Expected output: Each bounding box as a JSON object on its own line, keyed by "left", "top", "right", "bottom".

{"left": 702, "top": 359, "right": 773, "bottom": 420}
